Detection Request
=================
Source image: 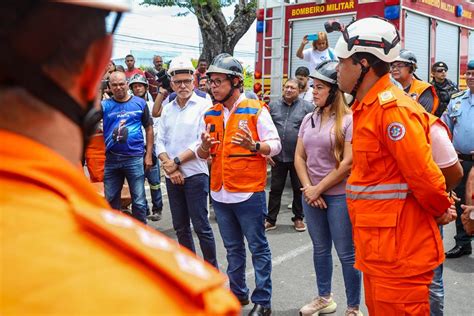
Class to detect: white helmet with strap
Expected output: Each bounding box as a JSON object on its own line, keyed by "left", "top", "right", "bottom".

{"left": 334, "top": 17, "right": 400, "bottom": 63}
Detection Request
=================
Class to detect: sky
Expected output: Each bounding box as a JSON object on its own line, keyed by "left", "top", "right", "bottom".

{"left": 111, "top": 1, "right": 257, "bottom": 68}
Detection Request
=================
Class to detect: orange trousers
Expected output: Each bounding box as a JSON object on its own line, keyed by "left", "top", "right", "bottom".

{"left": 364, "top": 271, "right": 434, "bottom": 315}
{"left": 85, "top": 134, "right": 106, "bottom": 183}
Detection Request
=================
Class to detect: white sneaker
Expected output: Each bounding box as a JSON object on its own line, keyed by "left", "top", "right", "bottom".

{"left": 345, "top": 309, "right": 363, "bottom": 316}
{"left": 299, "top": 296, "right": 337, "bottom": 316}
{"left": 287, "top": 203, "right": 292, "bottom": 209}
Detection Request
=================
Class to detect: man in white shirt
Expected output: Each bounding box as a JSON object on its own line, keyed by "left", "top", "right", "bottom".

{"left": 295, "top": 66, "right": 314, "bottom": 104}
{"left": 198, "top": 53, "right": 281, "bottom": 316}
{"left": 129, "top": 74, "right": 164, "bottom": 221}
{"left": 156, "top": 57, "right": 217, "bottom": 267}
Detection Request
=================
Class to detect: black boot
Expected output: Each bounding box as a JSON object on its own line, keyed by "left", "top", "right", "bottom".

{"left": 248, "top": 304, "right": 271, "bottom": 316}
{"left": 147, "top": 208, "right": 162, "bottom": 221}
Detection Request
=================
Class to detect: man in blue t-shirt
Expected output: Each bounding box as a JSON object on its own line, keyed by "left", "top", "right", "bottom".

{"left": 101, "top": 71, "right": 153, "bottom": 223}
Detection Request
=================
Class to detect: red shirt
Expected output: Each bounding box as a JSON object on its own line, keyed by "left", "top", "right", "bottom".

{"left": 125, "top": 68, "right": 144, "bottom": 79}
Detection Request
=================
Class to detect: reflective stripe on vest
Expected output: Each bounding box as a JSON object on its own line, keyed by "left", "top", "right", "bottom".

{"left": 346, "top": 183, "right": 409, "bottom": 200}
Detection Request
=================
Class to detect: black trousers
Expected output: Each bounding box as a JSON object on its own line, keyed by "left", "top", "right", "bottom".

{"left": 454, "top": 160, "right": 473, "bottom": 248}
{"left": 267, "top": 160, "right": 303, "bottom": 224}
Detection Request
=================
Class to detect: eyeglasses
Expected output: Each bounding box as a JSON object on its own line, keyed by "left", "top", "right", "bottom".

{"left": 171, "top": 79, "right": 193, "bottom": 86}
{"left": 435, "top": 69, "right": 447, "bottom": 73}
{"left": 208, "top": 78, "right": 228, "bottom": 87}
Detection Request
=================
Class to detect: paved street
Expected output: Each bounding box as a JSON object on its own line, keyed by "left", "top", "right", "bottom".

{"left": 146, "top": 178, "right": 474, "bottom": 316}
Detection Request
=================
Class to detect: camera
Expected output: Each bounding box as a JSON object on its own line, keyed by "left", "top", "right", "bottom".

{"left": 100, "top": 79, "right": 109, "bottom": 91}
{"left": 156, "top": 69, "right": 172, "bottom": 92}
{"left": 324, "top": 20, "right": 343, "bottom": 33}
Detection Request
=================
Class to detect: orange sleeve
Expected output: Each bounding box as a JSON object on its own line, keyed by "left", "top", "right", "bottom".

{"left": 381, "top": 106, "right": 450, "bottom": 217}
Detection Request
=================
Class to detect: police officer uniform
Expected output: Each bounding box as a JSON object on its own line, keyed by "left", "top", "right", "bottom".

{"left": 442, "top": 88, "right": 474, "bottom": 257}
{"left": 430, "top": 62, "right": 459, "bottom": 117}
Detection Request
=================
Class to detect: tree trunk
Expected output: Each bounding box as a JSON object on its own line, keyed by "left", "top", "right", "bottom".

{"left": 193, "top": 1, "right": 256, "bottom": 63}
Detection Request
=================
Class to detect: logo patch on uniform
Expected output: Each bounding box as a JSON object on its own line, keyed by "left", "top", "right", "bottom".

{"left": 387, "top": 122, "right": 406, "bottom": 141}
{"left": 453, "top": 101, "right": 461, "bottom": 112}
{"left": 238, "top": 119, "right": 248, "bottom": 130}
{"left": 409, "top": 93, "right": 418, "bottom": 100}
{"left": 380, "top": 91, "right": 394, "bottom": 102}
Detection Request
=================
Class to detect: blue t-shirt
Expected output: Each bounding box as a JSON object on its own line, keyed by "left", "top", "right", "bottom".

{"left": 101, "top": 96, "right": 151, "bottom": 156}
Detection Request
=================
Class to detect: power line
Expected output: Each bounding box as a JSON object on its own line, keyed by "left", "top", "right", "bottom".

{"left": 114, "top": 33, "right": 255, "bottom": 56}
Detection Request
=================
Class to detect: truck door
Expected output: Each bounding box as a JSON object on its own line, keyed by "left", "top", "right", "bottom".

{"left": 435, "top": 21, "right": 460, "bottom": 84}
{"left": 404, "top": 11, "right": 431, "bottom": 82}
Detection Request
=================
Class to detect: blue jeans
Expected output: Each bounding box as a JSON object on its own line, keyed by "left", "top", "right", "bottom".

{"left": 303, "top": 194, "right": 361, "bottom": 308}
{"left": 165, "top": 173, "right": 217, "bottom": 267}
{"left": 145, "top": 161, "right": 163, "bottom": 211}
{"left": 104, "top": 153, "right": 148, "bottom": 224}
{"left": 430, "top": 226, "right": 444, "bottom": 316}
{"left": 212, "top": 192, "right": 272, "bottom": 308}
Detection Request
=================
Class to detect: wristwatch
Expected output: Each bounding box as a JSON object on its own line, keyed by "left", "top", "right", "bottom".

{"left": 250, "top": 142, "right": 260, "bottom": 153}
{"left": 173, "top": 157, "right": 181, "bottom": 166}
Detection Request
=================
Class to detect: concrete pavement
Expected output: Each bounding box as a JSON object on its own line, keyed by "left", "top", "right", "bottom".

{"left": 146, "top": 179, "right": 473, "bottom": 316}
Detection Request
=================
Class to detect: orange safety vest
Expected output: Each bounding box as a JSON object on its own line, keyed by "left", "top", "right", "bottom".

{"left": 408, "top": 78, "right": 440, "bottom": 115}
{"left": 347, "top": 74, "right": 451, "bottom": 278}
{"left": 204, "top": 99, "right": 267, "bottom": 193}
{"left": 0, "top": 130, "right": 240, "bottom": 315}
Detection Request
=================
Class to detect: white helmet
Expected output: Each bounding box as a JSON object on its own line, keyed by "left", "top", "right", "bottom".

{"left": 168, "top": 57, "right": 195, "bottom": 76}
{"left": 334, "top": 17, "right": 400, "bottom": 63}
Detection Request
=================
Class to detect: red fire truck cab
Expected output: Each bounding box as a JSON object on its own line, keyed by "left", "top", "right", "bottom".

{"left": 254, "top": 0, "right": 474, "bottom": 100}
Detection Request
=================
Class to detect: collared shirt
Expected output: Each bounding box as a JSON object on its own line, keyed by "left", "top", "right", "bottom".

{"left": 157, "top": 92, "right": 212, "bottom": 178}
{"left": 210, "top": 94, "right": 282, "bottom": 204}
{"left": 442, "top": 89, "right": 474, "bottom": 155}
{"left": 269, "top": 97, "right": 314, "bottom": 162}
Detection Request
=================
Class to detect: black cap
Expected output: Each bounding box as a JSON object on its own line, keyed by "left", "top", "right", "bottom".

{"left": 431, "top": 61, "right": 448, "bottom": 71}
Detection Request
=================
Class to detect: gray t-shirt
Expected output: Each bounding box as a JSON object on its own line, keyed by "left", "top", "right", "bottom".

{"left": 298, "top": 111, "right": 353, "bottom": 195}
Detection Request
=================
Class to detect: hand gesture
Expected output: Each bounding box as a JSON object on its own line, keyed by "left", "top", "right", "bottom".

{"left": 461, "top": 204, "right": 474, "bottom": 236}
{"left": 301, "top": 185, "right": 327, "bottom": 209}
{"left": 231, "top": 126, "right": 256, "bottom": 151}
{"left": 200, "top": 123, "right": 220, "bottom": 151}
{"left": 266, "top": 156, "right": 276, "bottom": 167}
{"left": 162, "top": 159, "right": 178, "bottom": 175}
{"left": 169, "top": 170, "right": 185, "bottom": 185}
{"left": 435, "top": 204, "right": 457, "bottom": 225}
{"left": 302, "top": 35, "right": 309, "bottom": 45}
{"left": 144, "top": 155, "right": 153, "bottom": 172}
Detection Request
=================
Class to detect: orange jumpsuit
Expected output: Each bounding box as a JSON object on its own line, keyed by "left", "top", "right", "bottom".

{"left": 347, "top": 74, "right": 451, "bottom": 315}
{"left": 84, "top": 132, "right": 106, "bottom": 182}
{"left": 0, "top": 131, "right": 240, "bottom": 315}
{"left": 408, "top": 78, "right": 440, "bottom": 115}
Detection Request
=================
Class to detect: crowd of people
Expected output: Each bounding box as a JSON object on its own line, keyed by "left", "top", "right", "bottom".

{"left": 2, "top": 1, "right": 473, "bottom": 316}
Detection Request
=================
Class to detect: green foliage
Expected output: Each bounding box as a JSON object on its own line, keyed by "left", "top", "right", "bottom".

{"left": 142, "top": 0, "right": 234, "bottom": 9}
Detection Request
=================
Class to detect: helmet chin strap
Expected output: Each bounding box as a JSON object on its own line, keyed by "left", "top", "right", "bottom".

{"left": 216, "top": 76, "right": 239, "bottom": 104}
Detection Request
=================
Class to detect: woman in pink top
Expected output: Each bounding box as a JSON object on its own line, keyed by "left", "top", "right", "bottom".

{"left": 295, "top": 61, "right": 361, "bottom": 316}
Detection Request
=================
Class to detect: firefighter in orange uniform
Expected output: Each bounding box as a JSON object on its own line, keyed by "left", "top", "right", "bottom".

{"left": 390, "top": 49, "right": 440, "bottom": 115}
{"left": 334, "top": 17, "right": 452, "bottom": 315}
{"left": 84, "top": 129, "right": 106, "bottom": 182}
{"left": 0, "top": 1, "right": 239, "bottom": 315}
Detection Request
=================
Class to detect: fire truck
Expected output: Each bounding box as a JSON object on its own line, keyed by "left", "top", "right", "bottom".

{"left": 253, "top": 0, "right": 474, "bottom": 100}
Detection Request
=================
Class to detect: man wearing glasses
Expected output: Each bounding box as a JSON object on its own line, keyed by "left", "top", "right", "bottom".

{"left": 431, "top": 61, "right": 459, "bottom": 117}
{"left": 391, "top": 49, "right": 439, "bottom": 114}
{"left": 156, "top": 56, "right": 218, "bottom": 267}
{"left": 198, "top": 53, "right": 281, "bottom": 316}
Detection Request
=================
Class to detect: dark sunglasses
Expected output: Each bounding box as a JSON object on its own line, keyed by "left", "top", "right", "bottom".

{"left": 435, "top": 68, "right": 447, "bottom": 73}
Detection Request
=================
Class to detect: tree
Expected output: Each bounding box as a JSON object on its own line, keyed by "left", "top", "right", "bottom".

{"left": 143, "top": 0, "right": 257, "bottom": 63}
